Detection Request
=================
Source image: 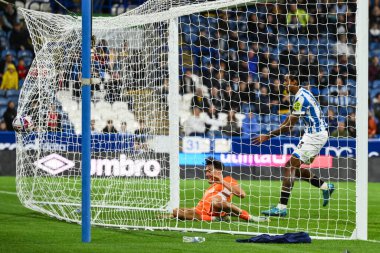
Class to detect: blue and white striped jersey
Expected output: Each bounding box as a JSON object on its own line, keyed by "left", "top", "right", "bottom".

{"left": 291, "top": 88, "right": 328, "bottom": 134}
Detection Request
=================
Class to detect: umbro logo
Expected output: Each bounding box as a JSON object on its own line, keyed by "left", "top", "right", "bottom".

{"left": 34, "top": 154, "right": 74, "bottom": 175}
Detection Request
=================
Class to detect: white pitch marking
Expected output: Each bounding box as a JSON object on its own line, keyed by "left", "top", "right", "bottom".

{"left": 0, "top": 190, "right": 17, "bottom": 195}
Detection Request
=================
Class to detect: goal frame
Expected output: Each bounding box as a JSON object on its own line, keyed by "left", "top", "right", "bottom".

{"left": 354, "top": 0, "right": 368, "bottom": 241}
{"left": 76, "top": 0, "right": 367, "bottom": 241}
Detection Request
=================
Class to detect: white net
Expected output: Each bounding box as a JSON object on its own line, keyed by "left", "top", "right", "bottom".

{"left": 16, "top": 0, "right": 361, "bottom": 238}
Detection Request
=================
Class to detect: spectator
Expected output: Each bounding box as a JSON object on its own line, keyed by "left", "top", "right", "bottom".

{"left": 336, "top": 14, "right": 347, "bottom": 35}
{"left": 369, "top": 112, "right": 378, "bottom": 138}
{"left": 221, "top": 110, "right": 241, "bottom": 136}
{"left": 268, "top": 60, "right": 280, "bottom": 80}
{"left": 371, "top": 6, "right": 380, "bottom": 25}
{"left": 369, "top": 57, "right": 380, "bottom": 81}
{"left": 223, "top": 85, "right": 240, "bottom": 112}
{"left": 203, "top": 104, "right": 224, "bottom": 137}
{"left": 338, "top": 55, "right": 356, "bottom": 81}
{"left": 0, "top": 53, "right": 16, "bottom": 76}
{"left": 241, "top": 111, "right": 260, "bottom": 137}
{"left": 191, "top": 87, "right": 209, "bottom": 111}
{"left": 200, "top": 62, "right": 215, "bottom": 89}
{"left": 373, "top": 93, "right": 380, "bottom": 120}
{"left": 104, "top": 72, "right": 122, "bottom": 103}
{"left": 217, "top": 10, "right": 229, "bottom": 36}
{"left": 239, "top": 81, "right": 255, "bottom": 112}
{"left": 196, "top": 30, "right": 211, "bottom": 54}
{"left": 157, "top": 78, "right": 169, "bottom": 105}
{"left": 120, "top": 121, "right": 131, "bottom": 134}
{"left": 287, "top": 14, "right": 303, "bottom": 35}
{"left": 247, "top": 13, "right": 259, "bottom": 42}
{"left": 134, "top": 120, "right": 150, "bottom": 135}
{"left": 183, "top": 107, "right": 206, "bottom": 136}
{"left": 331, "top": 121, "right": 349, "bottom": 138}
{"left": 229, "top": 75, "right": 240, "bottom": 92}
{"left": 3, "top": 101, "right": 16, "bottom": 131}
{"left": 328, "top": 77, "right": 349, "bottom": 112}
{"left": 102, "top": 119, "right": 117, "bottom": 133}
{"left": 370, "top": 23, "right": 380, "bottom": 42}
{"left": 228, "top": 31, "right": 239, "bottom": 52}
{"left": 211, "top": 70, "right": 228, "bottom": 90}
{"left": 257, "top": 67, "right": 270, "bottom": 85}
{"left": 47, "top": 104, "right": 61, "bottom": 131}
{"left": 318, "top": 69, "right": 329, "bottom": 89}
{"left": 347, "top": 112, "right": 356, "bottom": 138}
{"left": 134, "top": 120, "right": 150, "bottom": 151}
{"left": 180, "top": 70, "right": 200, "bottom": 94}
{"left": 307, "top": 15, "right": 318, "bottom": 39}
{"left": 258, "top": 86, "right": 270, "bottom": 114}
{"left": 2, "top": 4, "right": 19, "bottom": 32}
{"left": 17, "top": 58, "right": 28, "bottom": 81}
{"left": 299, "top": 53, "right": 319, "bottom": 84}
{"left": 90, "top": 119, "right": 98, "bottom": 134}
{"left": 334, "top": 1, "right": 348, "bottom": 15}
{"left": 10, "top": 22, "right": 32, "bottom": 51}
{"left": 0, "top": 64, "right": 18, "bottom": 90}
{"left": 210, "top": 30, "right": 227, "bottom": 53}
{"left": 286, "top": 3, "right": 309, "bottom": 27}
{"left": 327, "top": 108, "right": 338, "bottom": 134}
{"left": 208, "top": 86, "right": 224, "bottom": 112}
{"left": 334, "top": 34, "right": 355, "bottom": 57}
{"left": 279, "top": 44, "right": 299, "bottom": 73}
{"left": 246, "top": 49, "right": 259, "bottom": 80}
{"left": 0, "top": 120, "right": 7, "bottom": 131}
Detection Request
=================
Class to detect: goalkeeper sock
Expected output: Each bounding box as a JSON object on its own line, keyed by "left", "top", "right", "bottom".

{"left": 310, "top": 176, "right": 325, "bottom": 188}
{"left": 239, "top": 210, "right": 251, "bottom": 221}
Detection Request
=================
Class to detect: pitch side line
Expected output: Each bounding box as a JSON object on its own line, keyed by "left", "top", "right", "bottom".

{"left": 0, "top": 190, "right": 17, "bottom": 195}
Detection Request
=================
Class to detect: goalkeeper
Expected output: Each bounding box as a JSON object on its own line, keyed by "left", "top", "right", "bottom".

{"left": 172, "top": 157, "right": 265, "bottom": 222}
{"left": 253, "top": 73, "right": 334, "bottom": 217}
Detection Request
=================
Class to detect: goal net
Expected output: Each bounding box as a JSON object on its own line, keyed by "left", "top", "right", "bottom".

{"left": 15, "top": 0, "right": 365, "bottom": 239}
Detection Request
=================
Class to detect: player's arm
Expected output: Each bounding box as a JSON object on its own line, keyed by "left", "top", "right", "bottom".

{"left": 268, "top": 114, "right": 299, "bottom": 137}
{"left": 213, "top": 173, "right": 246, "bottom": 198}
{"left": 252, "top": 114, "right": 299, "bottom": 144}
{"left": 253, "top": 96, "right": 306, "bottom": 144}
{"left": 222, "top": 179, "right": 246, "bottom": 198}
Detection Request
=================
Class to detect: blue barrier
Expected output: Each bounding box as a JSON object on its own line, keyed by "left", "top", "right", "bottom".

{"left": 1, "top": 132, "right": 379, "bottom": 158}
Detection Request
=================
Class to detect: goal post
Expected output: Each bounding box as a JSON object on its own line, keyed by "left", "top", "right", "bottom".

{"left": 354, "top": 0, "right": 368, "bottom": 241}
{"left": 81, "top": 0, "right": 92, "bottom": 243}
{"left": 15, "top": 0, "right": 368, "bottom": 240}
{"left": 168, "top": 16, "right": 180, "bottom": 212}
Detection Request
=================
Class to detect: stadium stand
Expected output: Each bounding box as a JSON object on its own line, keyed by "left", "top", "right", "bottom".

{"left": 0, "top": 1, "right": 379, "bottom": 139}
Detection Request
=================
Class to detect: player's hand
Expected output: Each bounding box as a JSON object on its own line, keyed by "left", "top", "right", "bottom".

{"left": 252, "top": 134, "right": 270, "bottom": 145}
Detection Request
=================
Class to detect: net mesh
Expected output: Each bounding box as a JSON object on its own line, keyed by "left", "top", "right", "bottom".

{"left": 16, "top": 0, "right": 358, "bottom": 238}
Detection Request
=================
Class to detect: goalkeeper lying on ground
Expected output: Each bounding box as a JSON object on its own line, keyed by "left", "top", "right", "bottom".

{"left": 172, "top": 157, "right": 267, "bottom": 222}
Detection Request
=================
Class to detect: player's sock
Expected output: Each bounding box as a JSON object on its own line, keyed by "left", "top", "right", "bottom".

{"left": 319, "top": 182, "right": 328, "bottom": 190}
{"left": 276, "top": 203, "right": 287, "bottom": 210}
{"left": 279, "top": 191, "right": 290, "bottom": 206}
{"left": 239, "top": 210, "right": 251, "bottom": 221}
{"left": 310, "top": 176, "right": 326, "bottom": 188}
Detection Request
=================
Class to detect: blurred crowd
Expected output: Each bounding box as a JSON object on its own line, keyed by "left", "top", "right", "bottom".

{"left": 0, "top": 0, "right": 379, "bottom": 140}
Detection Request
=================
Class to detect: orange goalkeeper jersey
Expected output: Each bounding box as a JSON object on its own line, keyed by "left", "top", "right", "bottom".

{"left": 195, "top": 176, "right": 238, "bottom": 216}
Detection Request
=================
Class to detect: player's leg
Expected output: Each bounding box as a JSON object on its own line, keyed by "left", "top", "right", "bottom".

{"left": 293, "top": 131, "right": 335, "bottom": 206}
{"left": 295, "top": 161, "right": 335, "bottom": 207}
{"left": 210, "top": 196, "right": 251, "bottom": 221}
{"left": 210, "top": 195, "right": 269, "bottom": 222}
{"left": 261, "top": 155, "right": 301, "bottom": 217}
{"left": 172, "top": 208, "right": 202, "bottom": 220}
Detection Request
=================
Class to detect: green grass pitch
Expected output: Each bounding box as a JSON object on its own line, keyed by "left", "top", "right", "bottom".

{"left": 1, "top": 176, "right": 380, "bottom": 253}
